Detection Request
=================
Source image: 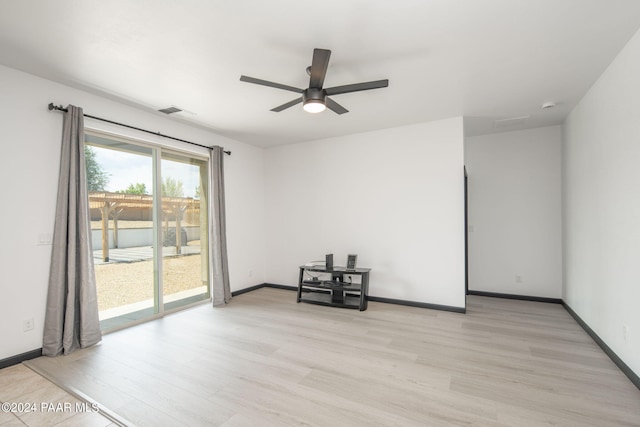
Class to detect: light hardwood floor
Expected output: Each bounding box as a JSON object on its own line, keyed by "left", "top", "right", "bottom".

{"left": 0, "top": 364, "right": 113, "bottom": 426}
{"left": 11, "top": 289, "right": 640, "bottom": 426}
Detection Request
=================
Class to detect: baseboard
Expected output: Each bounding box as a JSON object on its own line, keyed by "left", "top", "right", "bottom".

{"left": 468, "top": 290, "right": 562, "bottom": 304}
{"left": 263, "top": 283, "right": 298, "bottom": 292}
{"left": 233, "top": 283, "right": 465, "bottom": 313}
{"left": 367, "top": 296, "right": 466, "bottom": 314}
{"left": 0, "top": 348, "right": 42, "bottom": 370}
{"left": 231, "top": 283, "right": 298, "bottom": 297}
{"left": 562, "top": 301, "right": 640, "bottom": 391}
{"left": 231, "top": 284, "right": 265, "bottom": 297}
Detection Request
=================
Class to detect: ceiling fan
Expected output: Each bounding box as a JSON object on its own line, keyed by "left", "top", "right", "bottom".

{"left": 240, "top": 48, "right": 389, "bottom": 115}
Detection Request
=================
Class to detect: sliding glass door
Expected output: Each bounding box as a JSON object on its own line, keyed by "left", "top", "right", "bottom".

{"left": 161, "top": 151, "right": 210, "bottom": 311}
{"left": 85, "top": 132, "right": 210, "bottom": 331}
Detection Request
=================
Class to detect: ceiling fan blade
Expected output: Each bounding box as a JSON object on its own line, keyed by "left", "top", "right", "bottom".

{"left": 240, "top": 75, "right": 303, "bottom": 93}
{"left": 309, "top": 48, "right": 331, "bottom": 89}
{"left": 325, "top": 79, "right": 389, "bottom": 96}
{"left": 270, "top": 97, "right": 303, "bottom": 112}
{"left": 325, "top": 97, "right": 349, "bottom": 115}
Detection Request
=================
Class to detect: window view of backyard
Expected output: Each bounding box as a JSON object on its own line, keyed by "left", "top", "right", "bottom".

{"left": 85, "top": 133, "right": 210, "bottom": 330}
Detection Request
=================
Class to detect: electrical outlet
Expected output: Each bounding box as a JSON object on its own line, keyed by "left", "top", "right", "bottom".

{"left": 623, "top": 325, "right": 629, "bottom": 342}
{"left": 23, "top": 318, "right": 34, "bottom": 332}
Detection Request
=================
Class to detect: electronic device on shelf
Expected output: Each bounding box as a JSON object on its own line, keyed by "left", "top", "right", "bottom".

{"left": 325, "top": 253, "right": 333, "bottom": 269}
{"left": 346, "top": 254, "right": 358, "bottom": 271}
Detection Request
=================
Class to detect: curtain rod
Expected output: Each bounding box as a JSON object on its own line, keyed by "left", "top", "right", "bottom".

{"left": 47, "top": 103, "right": 231, "bottom": 155}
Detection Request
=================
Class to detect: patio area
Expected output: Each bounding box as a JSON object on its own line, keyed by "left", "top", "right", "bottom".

{"left": 93, "top": 244, "right": 201, "bottom": 265}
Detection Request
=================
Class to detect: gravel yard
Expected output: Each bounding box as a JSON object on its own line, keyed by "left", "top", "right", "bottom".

{"left": 95, "top": 253, "right": 205, "bottom": 311}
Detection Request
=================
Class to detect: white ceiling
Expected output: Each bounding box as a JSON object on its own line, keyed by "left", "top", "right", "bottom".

{"left": 2, "top": 1, "right": 640, "bottom": 147}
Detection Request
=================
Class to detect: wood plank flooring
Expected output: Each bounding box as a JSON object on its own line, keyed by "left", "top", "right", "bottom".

{"left": 20, "top": 289, "right": 640, "bottom": 426}
{"left": 0, "top": 364, "right": 113, "bottom": 426}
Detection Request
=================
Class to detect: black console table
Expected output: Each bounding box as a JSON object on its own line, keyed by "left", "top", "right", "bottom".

{"left": 297, "top": 265, "right": 371, "bottom": 311}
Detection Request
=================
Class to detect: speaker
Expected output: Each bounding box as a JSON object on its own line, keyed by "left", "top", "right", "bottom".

{"left": 347, "top": 254, "right": 357, "bottom": 270}
{"left": 325, "top": 253, "right": 333, "bottom": 269}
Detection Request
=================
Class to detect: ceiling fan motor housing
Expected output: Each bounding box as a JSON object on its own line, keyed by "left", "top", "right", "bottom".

{"left": 302, "top": 88, "right": 326, "bottom": 104}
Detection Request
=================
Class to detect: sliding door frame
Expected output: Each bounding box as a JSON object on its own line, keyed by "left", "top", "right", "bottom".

{"left": 85, "top": 128, "right": 212, "bottom": 334}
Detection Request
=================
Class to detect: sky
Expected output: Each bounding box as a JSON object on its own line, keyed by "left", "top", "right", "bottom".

{"left": 92, "top": 145, "right": 202, "bottom": 198}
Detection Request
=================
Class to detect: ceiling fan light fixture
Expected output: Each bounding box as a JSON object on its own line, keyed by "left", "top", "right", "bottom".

{"left": 302, "top": 87, "right": 327, "bottom": 113}
{"left": 303, "top": 99, "right": 326, "bottom": 113}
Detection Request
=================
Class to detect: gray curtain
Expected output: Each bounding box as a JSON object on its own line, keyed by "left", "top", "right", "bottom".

{"left": 43, "top": 105, "right": 102, "bottom": 356}
{"left": 210, "top": 146, "right": 231, "bottom": 306}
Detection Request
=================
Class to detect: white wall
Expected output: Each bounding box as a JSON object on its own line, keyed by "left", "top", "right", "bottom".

{"left": 264, "top": 118, "right": 466, "bottom": 309}
{"left": 563, "top": 28, "right": 640, "bottom": 376}
{"left": 465, "top": 126, "right": 563, "bottom": 298}
{"left": 0, "top": 65, "right": 266, "bottom": 361}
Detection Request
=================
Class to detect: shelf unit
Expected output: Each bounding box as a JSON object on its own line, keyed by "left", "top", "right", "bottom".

{"left": 297, "top": 265, "right": 371, "bottom": 311}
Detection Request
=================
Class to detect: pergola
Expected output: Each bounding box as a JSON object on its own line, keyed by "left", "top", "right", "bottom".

{"left": 89, "top": 192, "right": 201, "bottom": 262}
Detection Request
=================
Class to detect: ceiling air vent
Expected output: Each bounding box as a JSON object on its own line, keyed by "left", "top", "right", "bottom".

{"left": 158, "top": 106, "right": 182, "bottom": 114}
{"left": 493, "top": 115, "right": 529, "bottom": 129}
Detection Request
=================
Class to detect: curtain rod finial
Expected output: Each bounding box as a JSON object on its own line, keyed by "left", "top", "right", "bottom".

{"left": 48, "top": 103, "right": 66, "bottom": 112}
